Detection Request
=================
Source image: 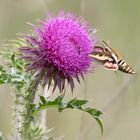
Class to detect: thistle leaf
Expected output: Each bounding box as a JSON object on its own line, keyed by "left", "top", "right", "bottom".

{"left": 32, "top": 95, "right": 103, "bottom": 134}
{"left": 0, "top": 65, "right": 10, "bottom": 84}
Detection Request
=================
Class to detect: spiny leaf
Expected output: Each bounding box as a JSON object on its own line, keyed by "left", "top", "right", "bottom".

{"left": 40, "top": 96, "right": 46, "bottom": 105}
{"left": 10, "top": 53, "right": 24, "bottom": 70}
{"left": 66, "top": 98, "right": 88, "bottom": 109}
{"left": 95, "top": 118, "right": 104, "bottom": 135}
{"left": 84, "top": 108, "right": 103, "bottom": 135}
{"left": 0, "top": 51, "right": 31, "bottom": 90}
{"left": 84, "top": 108, "right": 102, "bottom": 117}
{"left": 32, "top": 95, "right": 103, "bottom": 134}
{"left": 0, "top": 65, "right": 10, "bottom": 84}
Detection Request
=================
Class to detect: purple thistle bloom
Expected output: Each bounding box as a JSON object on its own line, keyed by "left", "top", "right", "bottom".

{"left": 19, "top": 12, "right": 98, "bottom": 93}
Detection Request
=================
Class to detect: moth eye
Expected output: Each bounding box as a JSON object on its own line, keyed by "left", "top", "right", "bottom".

{"left": 104, "top": 48, "right": 109, "bottom": 53}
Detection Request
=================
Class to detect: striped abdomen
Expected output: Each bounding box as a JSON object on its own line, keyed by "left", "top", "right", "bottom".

{"left": 118, "top": 60, "right": 135, "bottom": 74}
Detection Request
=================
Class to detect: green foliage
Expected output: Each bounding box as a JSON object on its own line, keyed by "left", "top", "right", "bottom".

{"left": 0, "top": 42, "right": 29, "bottom": 91}
{"left": 27, "top": 124, "right": 47, "bottom": 140}
{"left": 0, "top": 65, "right": 10, "bottom": 84}
{"left": 32, "top": 94, "right": 104, "bottom": 134}
{"left": 0, "top": 41, "right": 42, "bottom": 139}
{"left": 0, "top": 40, "right": 104, "bottom": 139}
{"left": 0, "top": 132, "right": 5, "bottom": 140}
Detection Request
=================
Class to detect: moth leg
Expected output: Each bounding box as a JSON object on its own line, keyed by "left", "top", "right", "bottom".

{"left": 104, "top": 61, "right": 118, "bottom": 71}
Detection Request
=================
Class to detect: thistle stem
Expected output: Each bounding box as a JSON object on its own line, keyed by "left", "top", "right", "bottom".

{"left": 22, "top": 79, "right": 40, "bottom": 140}
{"left": 40, "top": 84, "right": 50, "bottom": 130}
{"left": 13, "top": 92, "right": 24, "bottom": 140}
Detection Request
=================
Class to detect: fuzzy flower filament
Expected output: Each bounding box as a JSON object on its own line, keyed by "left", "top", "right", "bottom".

{"left": 20, "top": 12, "right": 98, "bottom": 93}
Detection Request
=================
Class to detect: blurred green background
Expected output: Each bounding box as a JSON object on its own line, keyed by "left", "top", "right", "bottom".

{"left": 0, "top": 0, "right": 140, "bottom": 140}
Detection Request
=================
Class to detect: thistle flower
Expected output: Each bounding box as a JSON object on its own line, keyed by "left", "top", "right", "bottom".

{"left": 19, "top": 12, "right": 98, "bottom": 93}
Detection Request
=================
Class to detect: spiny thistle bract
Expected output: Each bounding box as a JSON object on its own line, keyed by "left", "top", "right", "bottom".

{"left": 19, "top": 12, "right": 98, "bottom": 93}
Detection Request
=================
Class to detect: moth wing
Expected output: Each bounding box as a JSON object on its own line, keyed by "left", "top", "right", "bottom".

{"left": 90, "top": 46, "right": 113, "bottom": 62}
{"left": 102, "top": 40, "right": 122, "bottom": 60}
{"left": 109, "top": 47, "right": 122, "bottom": 60}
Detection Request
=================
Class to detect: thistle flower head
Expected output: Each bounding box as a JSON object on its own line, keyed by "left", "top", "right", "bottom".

{"left": 20, "top": 12, "right": 98, "bottom": 93}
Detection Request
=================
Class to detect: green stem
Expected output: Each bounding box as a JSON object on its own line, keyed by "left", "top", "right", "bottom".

{"left": 13, "top": 91, "right": 24, "bottom": 140}
{"left": 22, "top": 79, "right": 40, "bottom": 140}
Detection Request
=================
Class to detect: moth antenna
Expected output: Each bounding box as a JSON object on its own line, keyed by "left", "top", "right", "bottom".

{"left": 100, "top": 40, "right": 105, "bottom": 47}
{"left": 101, "top": 40, "right": 110, "bottom": 48}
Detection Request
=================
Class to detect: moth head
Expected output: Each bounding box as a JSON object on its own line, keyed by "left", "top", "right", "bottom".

{"left": 103, "top": 47, "right": 112, "bottom": 54}
{"left": 102, "top": 40, "right": 119, "bottom": 63}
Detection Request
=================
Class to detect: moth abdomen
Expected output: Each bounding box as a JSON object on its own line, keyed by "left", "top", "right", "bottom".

{"left": 118, "top": 60, "right": 125, "bottom": 65}
{"left": 118, "top": 60, "right": 135, "bottom": 74}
